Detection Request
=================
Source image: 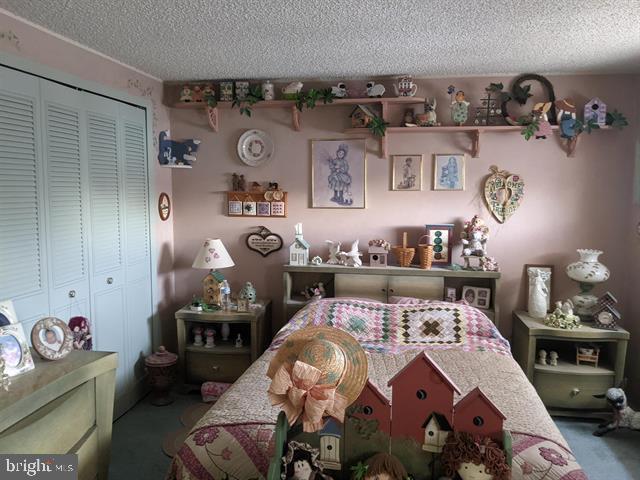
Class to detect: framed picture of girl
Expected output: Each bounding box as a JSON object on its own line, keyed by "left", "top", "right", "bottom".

{"left": 391, "top": 154, "right": 423, "bottom": 191}
{"left": 433, "top": 153, "right": 465, "bottom": 191}
{"left": 311, "top": 139, "right": 366, "bottom": 208}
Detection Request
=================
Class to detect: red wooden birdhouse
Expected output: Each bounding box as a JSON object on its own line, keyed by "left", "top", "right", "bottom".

{"left": 388, "top": 352, "right": 461, "bottom": 443}
{"left": 351, "top": 380, "right": 391, "bottom": 435}
{"left": 453, "top": 387, "right": 505, "bottom": 441}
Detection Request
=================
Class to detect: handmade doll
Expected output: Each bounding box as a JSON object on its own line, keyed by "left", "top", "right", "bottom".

{"left": 450, "top": 90, "right": 470, "bottom": 125}
{"left": 532, "top": 102, "right": 553, "bottom": 139}
{"left": 68, "top": 316, "right": 93, "bottom": 351}
{"left": 283, "top": 441, "right": 333, "bottom": 480}
{"left": 351, "top": 452, "right": 408, "bottom": 480}
{"left": 554, "top": 98, "right": 577, "bottom": 138}
{"left": 441, "top": 432, "right": 510, "bottom": 480}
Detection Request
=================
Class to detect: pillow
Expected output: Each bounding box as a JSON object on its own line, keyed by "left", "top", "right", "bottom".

{"left": 388, "top": 296, "right": 469, "bottom": 306}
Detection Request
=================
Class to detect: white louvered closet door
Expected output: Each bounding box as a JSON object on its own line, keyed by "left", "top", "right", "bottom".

{"left": 0, "top": 67, "right": 49, "bottom": 326}
{"left": 40, "top": 79, "right": 91, "bottom": 325}
{"left": 119, "top": 103, "right": 153, "bottom": 389}
{"left": 84, "top": 92, "right": 128, "bottom": 396}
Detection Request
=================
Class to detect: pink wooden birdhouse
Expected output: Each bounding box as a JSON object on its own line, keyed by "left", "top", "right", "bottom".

{"left": 453, "top": 387, "right": 505, "bottom": 441}
{"left": 351, "top": 379, "right": 391, "bottom": 435}
{"left": 388, "top": 352, "right": 461, "bottom": 443}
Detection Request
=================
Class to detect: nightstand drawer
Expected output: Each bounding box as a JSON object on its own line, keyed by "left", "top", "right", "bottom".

{"left": 534, "top": 372, "right": 612, "bottom": 409}
{"left": 186, "top": 351, "right": 251, "bottom": 383}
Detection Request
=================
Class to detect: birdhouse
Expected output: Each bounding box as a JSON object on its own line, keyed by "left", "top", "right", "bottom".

{"left": 351, "top": 380, "right": 391, "bottom": 435}
{"left": 387, "top": 352, "right": 461, "bottom": 443}
{"left": 584, "top": 97, "right": 607, "bottom": 126}
{"left": 421, "top": 412, "right": 452, "bottom": 453}
{"left": 592, "top": 303, "right": 621, "bottom": 329}
{"left": 202, "top": 270, "right": 225, "bottom": 305}
{"left": 289, "top": 223, "right": 310, "bottom": 266}
{"left": 349, "top": 104, "right": 377, "bottom": 128}
{"left": 368, "top": 245, "right": 389, "bottom": 267}
{"left": 453, "top": 387, "right": 506, "bottom": 441}
{"left": 597, "top": 291, "right": 618, "bottom": 309}
{"left": 318, "top": 418, "right": 342, "bottom": 470}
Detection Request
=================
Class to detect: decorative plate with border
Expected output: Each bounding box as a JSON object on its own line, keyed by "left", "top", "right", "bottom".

{"left": 237, "top": 129, "right": 274, "bottom": 167}
{"left": 31, "top": 317, "right": 73, "bottom": 361}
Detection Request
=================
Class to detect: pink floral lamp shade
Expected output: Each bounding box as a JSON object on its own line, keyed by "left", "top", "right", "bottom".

{"left": 192, "top": 238, "right": 235, "bottom": 270}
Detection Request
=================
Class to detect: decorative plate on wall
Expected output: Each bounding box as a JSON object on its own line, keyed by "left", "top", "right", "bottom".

{"left": 158, "top": 192, "right": 171, "bottom": 221}
{"left": 237, "top": 130, "right": 274, "bottom": 167}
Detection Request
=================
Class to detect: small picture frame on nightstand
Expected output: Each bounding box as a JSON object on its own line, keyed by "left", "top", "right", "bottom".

{"left": 236, "top": 299, "right": 249, "bottom": 312}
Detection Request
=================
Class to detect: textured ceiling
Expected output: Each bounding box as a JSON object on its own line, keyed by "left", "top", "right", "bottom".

{"left": 2, "top": 0, "right": 639, "bottom": 81}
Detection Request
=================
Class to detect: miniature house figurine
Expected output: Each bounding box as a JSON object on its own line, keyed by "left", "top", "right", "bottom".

{"left": 289, "top": 223, "right": 310, "bottom": 266}
{"left": 592, "top": 291, "right": 621, "bottom": 329}
{"left": 368, "top": 239, "right": 390, "bottom": 267}
{"left": 318, "top": 418, "right": 342, "bottom": 470}
{"left": 584, "top": 97, "right": 607, "bottom": 126}
{"left": 350, "top": 104, "right": 378, "bottom": 128}
{"left": 453, "top": 387, "right": 506, "bottom": 441}
{"left": 422, "top": 412, "right": 452, "bottom": 453}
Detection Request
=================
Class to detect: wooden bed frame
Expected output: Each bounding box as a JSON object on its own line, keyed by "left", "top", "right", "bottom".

{"left": 283, "top": 264, "right": 501, "bottom": 328}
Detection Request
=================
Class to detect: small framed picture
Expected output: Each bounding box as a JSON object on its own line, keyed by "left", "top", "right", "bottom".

{"left": 425, "top": 224, "right": 455, "bottom": 266}
{"left": 0, "top": 299, "right": 18, "bottom": 326}
{"left": 433, "top": 154, "right": 465, "bottom": 191}
{"left": 31, "top": 317, "right": 74, "bottom": 361}
{"left": 444, "top": 287, "right": 456, "bottom": 303}
{"left": 236, "top": 299, "right": 249, "bottom": 312}
{"left": 243, "top": 201, "right": 257, "bottom": 216}
{"left": 228, "top": 200, "right": 242, "bottom": 216}
{"left": 271, "top": 201, "right": 286, "bottom": 216}
{"left": 525, "top": 264, "right": 554, "bottom": 312}
{"left": 257, "top": 202, "right": 271, "bottom": 216}
{"left": 391, "top": 154, "right": 423, "bottom": 191}
{"left": 462, "top": 286, "right": 491, "bottom": 309}
{"left": 0, "top": 323, "right": 35, "bottom": 376}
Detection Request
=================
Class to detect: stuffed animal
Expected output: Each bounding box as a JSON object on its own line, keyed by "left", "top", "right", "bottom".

{"left": 593, "top": 388, "right": 640, "bottom": 436}
{"left": 158, "top": 131, "right": 201, "bottom": 166}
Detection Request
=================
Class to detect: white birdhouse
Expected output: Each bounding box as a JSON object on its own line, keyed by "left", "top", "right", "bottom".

{"left": 368, "top": 245, "right": 389, "bottom": 267}
{"left": 289, "top": 223, "right": 310, "bottom": 266}
{"left": 421, "top": 412, "right": 452, "bottom": 454}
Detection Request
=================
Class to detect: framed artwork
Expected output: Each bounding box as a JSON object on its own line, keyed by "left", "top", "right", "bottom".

{"left": 525, "top": 264, "right": 554, "bottom": 312}
{"left": 256, "top": 202, "right": 271, "bottom": 216}
{"left": 425, "top": 224, "right": 455, "bottom": 266}
{"left": 433, "top": 154, "right": 465, "bottom": 191}
{"left": 228, "top": 200, "right": 242, "bottom": 216}
{"left": 0, "top": 323, "right": 35, "bottom": 376}
{"left": 243, "top": 201, "right": 257, "bottom": 216}
{"left": 31, "top": 317, "right": 73, "bottom": 361}
{"left": 311, "top": 139, "right": 366, "bottom": 208}
{"left": 0, "top": 299, "right": 18, "bottom": 327}
{"left": 444, "top": 287, "right": 456, "bottom": 303}
{"left": 158, "top": 192, "right": 171, "bottom": 221}
{"left": 391, "top": 154, "right": 423, "bottom": 191}
{"left": 462, "top": 286, "right": 491, "bottom": 309}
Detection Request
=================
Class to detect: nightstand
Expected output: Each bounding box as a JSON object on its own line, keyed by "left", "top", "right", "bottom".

{"left": 176, "top": 300, "right": 271, "bottom": 386}
{"left": 512, "top": 310, "right": 629, "bottom": 416}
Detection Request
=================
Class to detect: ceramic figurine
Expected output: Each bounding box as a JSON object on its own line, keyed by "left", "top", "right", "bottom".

{"left": 0, "top": 350, "right": 10, "bottom": 391}
{"left": 235, "top": 81, "right": 250, "bottom": 100}
{"left": 192, "top": 85, "right": 204, "bottom": 102}
{"left": 555, "top": 98, "right": 577, "bottom": 138}
{"left": 202, "top": 83, "right": 215, "bottom": 101}
{"left": 179, "top": 84, "right": 193, "bottom": 102}
{"left": 158, "top": 131, "right": 201, "bottom": 166}
{"left": 549, "top": 351, "right": 559, "bottom": 366}
{"left": 537, "top": 349, "right": 547, "bottom": 365}
{"left": 204, "top": 327, "right": 215, "bottom": 348}
{"left": 68, "top": 316, "right": 92, "bottom": 351}
{"left": 239, "top": 281, "right": 257, "bottom": 304}
{"left": 450, "top": 88, "right": 470, "bottom": 125}
{"left": 326, "top": 240, "right": 342, "bottom": 264}
{"left": 584, "top": 97, "right": 607, "bottom": 126}
{"left": 235, "top": 333, "right": 243, "bottom": 348}
{"left": 282, "top": 81, "right": 304, "bottom": 100}
{"left": 403, "top": 108, "right": 415, "bottom": 126}
{"left": 238, "top": 174, "right": 247, "bottom": 192}
{"left": 289, "top": 223, "right": 310, "bottom": 266}
{"left": 262, "top": 80, "right": 275, "bottom": 100}
{"left": 331, "top": 82, "right": 348, "bottom": 98}
{"left": 394, "top": 75, "right": 418, "bottom": 97}
{"left": 193, "top": 326, "right": 204, "bottom": 346}
{"left": 340, "top": 240, "right": 363, "bottom": 267}
{"left": 366, "top": 81, "right": 385, "bottom": 98}
{"left": 424, "top": 97, "right": 438, "bottom": 126}
{"left": 528, "top": 268, "right": 551, "bottom": 319}
{"left": 220, "top": 81, "right": 234, "bottom": 101}
{"left": 544, "top": 301, "right": 581, "bottom": 329}
{"left": 221, "top": 322, "right": 230, "bottom": 342}
{"left": 232, "top": 173, "right": 240, "bottom": 191}
{"left": 311, "top": 256, "right": 323, "bottom": 265}
{"left": 533, "top": 102, "right": 553, "bottom": 139}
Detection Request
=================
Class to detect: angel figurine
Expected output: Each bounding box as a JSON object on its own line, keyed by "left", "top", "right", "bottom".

{"left": 325, "top": 240, "right": 342, "bottom": 264}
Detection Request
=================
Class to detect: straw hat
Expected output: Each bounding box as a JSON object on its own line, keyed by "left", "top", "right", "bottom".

{"left": 267, "top": 326, "right": 368, "bottom": 406}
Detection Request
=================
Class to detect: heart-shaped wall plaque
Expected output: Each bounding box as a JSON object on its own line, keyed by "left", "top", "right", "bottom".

{"left": 246, "top": 226, "right": 283, "bottom": 257}
{"left": 484, "top": 166, "right": 525, "bottom": 223}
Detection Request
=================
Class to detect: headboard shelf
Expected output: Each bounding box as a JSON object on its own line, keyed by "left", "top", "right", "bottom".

{"left": 282, "top": 264, "right": 501, "bottom": 329}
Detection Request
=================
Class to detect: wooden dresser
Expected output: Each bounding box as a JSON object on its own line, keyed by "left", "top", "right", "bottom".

{"left": 0, "top": 351, "right": 117, "bottom": 480}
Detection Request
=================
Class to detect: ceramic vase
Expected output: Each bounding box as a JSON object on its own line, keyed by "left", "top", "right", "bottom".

{"left": 221, "top": 322, "right": 230, "bottom": 342}
{"left": 566, "top": 249, "right": 610, "bottom": 316}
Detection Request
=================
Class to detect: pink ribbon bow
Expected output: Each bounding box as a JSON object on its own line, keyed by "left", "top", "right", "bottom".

{"left": 268, "top": 360, "right": 348, "bottom": 432}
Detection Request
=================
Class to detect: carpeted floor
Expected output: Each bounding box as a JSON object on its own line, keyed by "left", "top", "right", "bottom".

{"left": 109, "top": 393, "right": 640, "bottom": 480}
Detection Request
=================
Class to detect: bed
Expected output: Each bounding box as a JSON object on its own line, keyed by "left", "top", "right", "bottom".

{"left": 167, "top": 297, "right": 587, "bottom": 480}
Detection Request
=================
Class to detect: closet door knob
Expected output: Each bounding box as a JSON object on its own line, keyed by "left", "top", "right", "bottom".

{"left": 381, "top": 288, "right": 387, "bottom": 293}
{"left": 68, "top": 290, "right": 76, "bottom": 298}
{"left": 106, "top": 277, "right": 114, "bottom": 285}
{"left": 571, "top": 388, "right": 580, "bottom": 397}
{"left": 389, "top": 289, "right": 395, "bottom": 293}
{"left": 211, "top": 366, "right": 220, "bottom": 372}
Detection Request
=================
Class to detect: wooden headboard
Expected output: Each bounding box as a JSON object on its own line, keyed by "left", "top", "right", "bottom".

{"left": 282, "top": 264, "right": 501, "bottom": 328}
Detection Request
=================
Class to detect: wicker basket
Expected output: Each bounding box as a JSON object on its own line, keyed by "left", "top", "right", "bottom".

{"left": 392, "top": 246, "right": 415, "bottom": 267}
{"left": 417, "top": 236, "right": 434, "bottom": 270}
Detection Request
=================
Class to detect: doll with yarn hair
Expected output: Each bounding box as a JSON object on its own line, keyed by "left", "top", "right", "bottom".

{"left": 68, "top": 316, "right": 93, "bottom": 351}
{"left": 441, "top": 432, "right": 510, "bottom": 480}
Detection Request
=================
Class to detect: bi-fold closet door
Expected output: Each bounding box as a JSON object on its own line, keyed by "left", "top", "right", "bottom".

{"left": 0, "top": 65, "right": 153, "bottom": 413}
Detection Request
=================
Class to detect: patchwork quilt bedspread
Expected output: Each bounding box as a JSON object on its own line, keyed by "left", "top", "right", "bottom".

{"left": 167, "top": 299, "right": 587, "bottom": 480}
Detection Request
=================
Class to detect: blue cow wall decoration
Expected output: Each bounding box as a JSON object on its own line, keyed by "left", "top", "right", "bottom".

{"left": 158, "top": 130, "right": 201, "bottom": 166}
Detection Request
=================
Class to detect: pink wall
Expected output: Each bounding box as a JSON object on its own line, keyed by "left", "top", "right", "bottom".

{"left": 0, "top": 10, "right": 175, "bottom": 346}
{"left": 170, "top": 75, "right": 636, "bottom": 340}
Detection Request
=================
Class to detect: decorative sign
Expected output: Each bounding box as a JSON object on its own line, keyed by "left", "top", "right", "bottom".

{"left": 158, "top": 192, "right": 171, "bottom": 221}
{"left": 246, "top": 226, "right": 283, "bottom": 257}
{"left": 484, "top": 166, "right": 525, "bottom": 223}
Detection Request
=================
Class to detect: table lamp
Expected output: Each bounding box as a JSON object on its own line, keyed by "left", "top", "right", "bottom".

{"left": 192, "top": 238, "right": 235, "bottom": 306}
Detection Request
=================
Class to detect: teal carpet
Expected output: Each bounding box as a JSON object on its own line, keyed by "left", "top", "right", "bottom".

{"left": 109, "top": 394, "right": 640, "bottom": 480}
